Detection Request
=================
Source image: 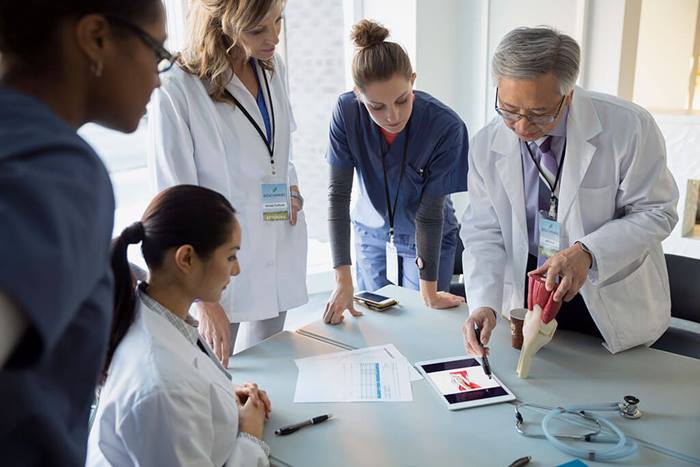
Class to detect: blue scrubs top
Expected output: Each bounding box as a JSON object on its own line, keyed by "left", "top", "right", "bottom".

{"left": 0, "top": 85, "right": 115, "bottom": 466}
{"left": 326, "top": 90, "right": 469, "bottom": 238}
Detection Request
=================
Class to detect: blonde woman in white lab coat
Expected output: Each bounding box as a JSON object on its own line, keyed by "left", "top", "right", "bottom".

{"left": 87, "top": 185, "right": 272, "bottom": 467}
{"left": 147, "top": 0, "right": 307, "bottom": 366}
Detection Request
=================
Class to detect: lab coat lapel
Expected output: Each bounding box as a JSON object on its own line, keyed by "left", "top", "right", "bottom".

{"left": 226, "top": 73, "right": 267, "bottom": 134}
{"left": 493, "top": 122, "right": 528, "bottom": 240}
{"left": 558, "top": 87, "right": 601, "bottom": 223}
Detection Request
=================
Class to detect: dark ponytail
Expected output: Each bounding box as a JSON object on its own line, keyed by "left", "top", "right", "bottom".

{"left": 101, "top": 185, "right": 237, "bottom": 382}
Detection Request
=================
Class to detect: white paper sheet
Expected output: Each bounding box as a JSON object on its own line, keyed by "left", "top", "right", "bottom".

{"left": 295, "top": 344, "right": 422, "bottom": 381}
{"left": 293, "top": 345, "right": 414, "bottom": 403}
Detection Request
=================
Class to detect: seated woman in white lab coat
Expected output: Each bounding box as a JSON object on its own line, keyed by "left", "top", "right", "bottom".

{"left": 87, "top": 185, "right": 272, "bottom": 467}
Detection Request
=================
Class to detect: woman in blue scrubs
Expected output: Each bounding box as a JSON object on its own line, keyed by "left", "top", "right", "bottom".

{"left": 323, "top": 20, "right": 469, "bottom": 324}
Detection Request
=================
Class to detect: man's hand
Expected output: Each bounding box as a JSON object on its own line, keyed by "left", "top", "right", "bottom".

{"left": 461, "top": 307, "right": 497, "bottom": 357}
{"left": 197, "top": 302, "right": 232, "bottom": 367}
{"left": 529, "top": 243, "right": 592, "bottom": 302}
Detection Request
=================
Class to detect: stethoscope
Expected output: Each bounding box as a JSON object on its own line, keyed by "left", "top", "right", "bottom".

{"left": 514, "top": 396, "right": 641, "bottom": 461}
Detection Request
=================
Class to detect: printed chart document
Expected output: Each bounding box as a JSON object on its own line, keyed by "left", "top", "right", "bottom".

{"left": 296, "top": 344, "right": 422, "bottom": 381}
{"left": 293, "top": 345, "right": 414, "bottom": 403}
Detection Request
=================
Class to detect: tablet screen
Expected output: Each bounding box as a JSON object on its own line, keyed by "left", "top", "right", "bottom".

{"left": 418, "top": 358, "right": 509, "bottom": 404}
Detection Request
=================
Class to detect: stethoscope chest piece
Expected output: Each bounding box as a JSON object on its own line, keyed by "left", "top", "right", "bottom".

{"left": 618, "top": 395, "right": 642, "bottom": 420}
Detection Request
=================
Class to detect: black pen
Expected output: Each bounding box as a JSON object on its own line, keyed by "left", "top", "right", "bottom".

{"left": 507, "top": 455, "right": 531, "bottom": 467}
{"left": 475, "top": 326, "right": 492, "bottom": 379}
{"left": 275, "top": 414, "right": 332, "bottom": 435}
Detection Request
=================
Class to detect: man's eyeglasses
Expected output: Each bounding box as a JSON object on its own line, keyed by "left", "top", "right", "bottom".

{"left": 106, "top": 16, "right": 179, "bottom": 73}
{"left": 495, "top": 88, "right": 566, "bottom": 127}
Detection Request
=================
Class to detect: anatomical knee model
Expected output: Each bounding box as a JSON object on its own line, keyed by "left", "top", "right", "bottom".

{"left": 516, "top": 275, "right": 563, "bottom": 378}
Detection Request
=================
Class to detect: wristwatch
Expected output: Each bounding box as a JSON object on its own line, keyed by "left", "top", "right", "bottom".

{"left": 290, "top": 190, "right": 304, "bottom": 210}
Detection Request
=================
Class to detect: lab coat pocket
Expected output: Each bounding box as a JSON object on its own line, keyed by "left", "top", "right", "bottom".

{"left": 577, "top": 185, "right": 616, "bottom": 232}
{"left": 597, "top": 254, "right": 666, "bottom": 351}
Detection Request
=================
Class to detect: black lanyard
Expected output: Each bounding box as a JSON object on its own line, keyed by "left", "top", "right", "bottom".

{"left": 380, "top": 124, "right": 410, "bottom": 242}
{"left": 223, "top": 64, "right": 276, "bottom": 173}
{"left": 525, "top": 138, "right": 567, "bottom": 218}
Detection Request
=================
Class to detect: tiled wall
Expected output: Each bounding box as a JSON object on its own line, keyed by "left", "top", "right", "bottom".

{"left": 285, "top": 0, "right": 347, "bottom": 244}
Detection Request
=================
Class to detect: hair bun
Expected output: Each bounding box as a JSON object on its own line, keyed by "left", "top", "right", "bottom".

{"left": 351, "top": 19, "right": 389, "bottom": 49}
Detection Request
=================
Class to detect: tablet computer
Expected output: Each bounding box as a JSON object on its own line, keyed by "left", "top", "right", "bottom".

{"left": 415, "top": 356, "right": 516, "bottom": 410}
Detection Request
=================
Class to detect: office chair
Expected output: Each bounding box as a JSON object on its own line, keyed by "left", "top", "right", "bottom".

{"left": 651, "top": 254, "right": 700, "bottom": 359}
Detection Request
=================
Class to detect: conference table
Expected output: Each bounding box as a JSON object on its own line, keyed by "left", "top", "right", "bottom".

{"left": 229, "top": 285, "right": 700, "bottom": 466}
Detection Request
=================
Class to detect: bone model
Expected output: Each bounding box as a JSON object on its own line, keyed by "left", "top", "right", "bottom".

{"left": 516, "top": 275, "right": 563, "bottom": 378}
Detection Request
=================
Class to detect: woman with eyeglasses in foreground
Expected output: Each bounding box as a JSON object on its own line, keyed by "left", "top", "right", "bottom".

{"left": 87, "top": 185, "right": 272, "bottom": 467}
{"left": 0, "top": 1, "right": 170, "bottom": 465}
{"left": 148, "top": 0, "right": 308, "bottom": 366}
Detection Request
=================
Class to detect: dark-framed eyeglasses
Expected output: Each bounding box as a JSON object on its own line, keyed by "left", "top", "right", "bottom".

{"left": 494, "top": 87, "right": 566, "bottom": 127}
{"left": 106, "top": 16, "right": 179, "bottom": 73}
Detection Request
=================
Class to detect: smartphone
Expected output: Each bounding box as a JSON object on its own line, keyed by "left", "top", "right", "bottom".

{"left": 353, "top": 291, "right": 398, "bottom": 310}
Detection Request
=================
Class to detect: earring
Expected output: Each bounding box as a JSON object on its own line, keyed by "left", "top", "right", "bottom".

{"left": 91, "top": 60, "right": 103, "bottom": 78}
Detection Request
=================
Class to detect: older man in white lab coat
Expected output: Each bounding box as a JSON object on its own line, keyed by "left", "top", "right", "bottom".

{"left": 461, "top": 27, "right": 678, "bottom": 356}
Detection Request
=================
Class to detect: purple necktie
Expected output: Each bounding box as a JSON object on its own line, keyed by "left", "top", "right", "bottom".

{"left": 532, "top": 136, "right": 558, "bottom": 213}
{"left": 537, "top": 136, "right": 558, "bottom": 187}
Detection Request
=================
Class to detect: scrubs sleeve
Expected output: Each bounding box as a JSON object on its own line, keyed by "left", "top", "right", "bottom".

{"left": 0, "top": 147, "right": 114, "bottom": 368}
{"left": 328, "top": 165, "right": 354, "bottom": 268}
{"left": 147, "top": 77, "right": 198, "bottom": 190}
{"left": 325, "top": 97, "right": 355, "bottom": 169}
{"left": 415, "top": 195, "right": 445, "bottom": 281}
{"left": 423, "top": 123, "right": 469, "bottom": 198}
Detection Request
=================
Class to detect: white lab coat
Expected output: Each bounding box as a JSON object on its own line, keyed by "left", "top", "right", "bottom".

{"left": 147, "top": 54, "right": 308, "bottom": 322}
{"left": 461, "top": 87, "right": 679, "bottom": 353}
{"left": 86, "top": 298, "right": 269, "bottom": 467}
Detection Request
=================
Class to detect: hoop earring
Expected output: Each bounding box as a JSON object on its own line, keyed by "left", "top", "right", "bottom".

{"left": 91, "top": 61, "right": 103, "bottom": 78}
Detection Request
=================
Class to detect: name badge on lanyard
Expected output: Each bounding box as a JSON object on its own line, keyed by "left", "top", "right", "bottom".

{"left": 223, "top": 63, "right": 284, "bottom": 221}
{"left": 385, "top": 238, "right": 400, "bottom": 285}
{"left": 381, "top": 124, "right": 410, "bottom": 286}
{"left": 261, "top": 177, "right": 290, "bottom": 221}
{"left": 538, "top": 209, "right": 560, "bottom": 265}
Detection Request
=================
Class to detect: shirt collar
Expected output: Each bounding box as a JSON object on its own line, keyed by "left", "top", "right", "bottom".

{"left": 548, "top": 104, "right": 569, "bottom": 138}
{"left": 137, "top": 283, "right": 200, "bottom": 346}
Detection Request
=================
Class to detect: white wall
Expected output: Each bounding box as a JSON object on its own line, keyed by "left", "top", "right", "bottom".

{"left": 633, "top": 0, "right": 699, "bottom": 110}
{"left": 357, "top": 0, "right": 417, "bottom": 65}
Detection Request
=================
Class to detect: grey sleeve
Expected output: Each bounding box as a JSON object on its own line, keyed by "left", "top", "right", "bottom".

{"left": 415, "top": 195, "right": 446, "bottom": 281}
{"left": 328, "top": 165, "right": 354, "bottom": 268}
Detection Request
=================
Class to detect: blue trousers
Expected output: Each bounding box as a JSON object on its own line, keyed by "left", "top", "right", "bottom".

{"left": 354, "top": 224, "right": 457, "bottom": 293}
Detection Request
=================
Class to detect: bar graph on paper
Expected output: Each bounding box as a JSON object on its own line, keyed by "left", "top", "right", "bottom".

{"left": 360, "top": 362, "right": 392, "bottom": 400}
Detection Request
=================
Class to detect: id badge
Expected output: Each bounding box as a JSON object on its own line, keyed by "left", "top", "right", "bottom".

{"left": 537, "top": 211, "right": 561, "bottom": 266}
{"left": 261, "top": 179, "right": 290, "bottom": 221}
{"left": 385, "top": 240, "right": 399, "bottom": 285}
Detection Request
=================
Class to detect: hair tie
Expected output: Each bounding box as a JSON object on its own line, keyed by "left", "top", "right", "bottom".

{"left": 124, "top": 221, "right": 145, "bottom": 244}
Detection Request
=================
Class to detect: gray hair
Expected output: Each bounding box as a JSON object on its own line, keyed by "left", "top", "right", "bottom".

{"left": 492, "top": 27, "right": 580, "bottom": 95}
